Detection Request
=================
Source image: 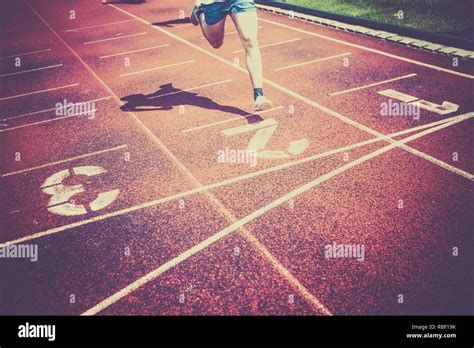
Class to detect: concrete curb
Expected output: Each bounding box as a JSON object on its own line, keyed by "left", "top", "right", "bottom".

{"left": 256, "top": 3, "right": 474, "bottom": 60}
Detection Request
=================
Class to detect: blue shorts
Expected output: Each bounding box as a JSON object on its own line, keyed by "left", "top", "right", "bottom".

{"left": 201, "top": 0, "right": 256, "bottom": 26}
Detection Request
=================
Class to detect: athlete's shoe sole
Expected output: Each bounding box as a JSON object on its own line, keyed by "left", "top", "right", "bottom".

{"left": 254, "top": 96, "right": 274, "bottom": 111}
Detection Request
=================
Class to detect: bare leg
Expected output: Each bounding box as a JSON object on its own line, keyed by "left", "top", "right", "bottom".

{"left": 231, "top": 10, "right": 271, "bottom": 110}
{"left": 230, "top": 10, "right": 262, "bottom": 89}
{"left": 199, "top": 13, "right": 226, "bottom": 49}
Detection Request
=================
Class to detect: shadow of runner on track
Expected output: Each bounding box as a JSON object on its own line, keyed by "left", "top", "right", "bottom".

{"left": 120, "top": 83, "right": 264, "bottom": 124}
{"left": 152, "top": 18, "right": 191, "bottom": 27}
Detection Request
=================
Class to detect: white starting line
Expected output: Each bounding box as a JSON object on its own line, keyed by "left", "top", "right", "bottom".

{"left": 1, "top": 144, "right": 128, "bottom": 177}
{"left": 274, "top": 52, "right": 351, "bottom": 72}
{"left": 119, "top": 60, "right": 195, "bottom": 77}
{"left": 0, "top": 109, "right": 96, "bottom": 133}
{"left": 99, "top": 44, "right": 170, "bottom": 59}
{"left": 329, "top": 73, "right": 418, "bottom": 96}
{"left": 0, "top": 48, "right": 51, "bottom": 59}
{"left": 65, "top": 19, "right": 137, "bottom": 32}
{"left": 84, "top": 31, "right": 147, "bottom": 45}
{"left": 2, "top": 96, "right": 112, "bottom": 122}
{"left": 0, "top": 64, "right": 63, "bottom": 78}
{"left": 0, "top": 83, "right": 78, "bottom": 101}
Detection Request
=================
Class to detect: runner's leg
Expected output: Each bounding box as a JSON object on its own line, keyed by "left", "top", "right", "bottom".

{"left": 231, "top": 9, "right": 272, "bottom": 110}
{"left": 230, "top": 10, "right": 262, "bottom": 90}
{"left": 200, "top": 12, "right": 226, "bottom": 49}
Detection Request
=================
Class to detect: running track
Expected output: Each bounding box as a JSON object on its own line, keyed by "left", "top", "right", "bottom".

{"left": 0, "top": 0, "right": 473, "bottom": 316}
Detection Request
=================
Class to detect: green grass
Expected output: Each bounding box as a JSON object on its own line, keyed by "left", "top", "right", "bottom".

{"left": 280, "top": 0, "right": 473, "bottom": 37}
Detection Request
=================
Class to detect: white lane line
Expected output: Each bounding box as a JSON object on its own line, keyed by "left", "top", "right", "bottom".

{"left": 258, "top": 17, "right": 474, "bottom": 80}
{"left": 1, "top": 96, "right": 111, "bottom": 121}
{"left": 0, "top": 48, "right": 51, "bottom": 59}
{"left": 239, "top": 226, "right": 330, "bottom": 314}
{"left": 119, "top": 60, "right": 195, "bottom": 77}
{"left": 0, "top": 64, "right": 63, "bottom": 78}
{"left": 0, "top": 109, "right": 96, "bottom": 133}
{"left": 398, "top": 143, "right": 473, "bottom": 180}
{"left": 201, "top": 26, "right": 264, "bottom": 39}
{"left": 1, "top": 145, "right": 128, "bottom": 177}
{"left": 329, "top": 73, "right": 417, "bottom": 96}
{"left": 148, "top": 79, "right": 232, "bottom": 100}
{"left": 108, "top": 4, "right": 473, "bottom": 181}
{"left": 182, "top": 106, "right": 284, "bottom": 133}
{"left": 274, "top": 52, "right": 351, "bottom": 72}
{"left": 84, "top": 32, "right": 147, "bottom": 45}
{"left": 3, "top": 113, "right": 469, "bottom": 245}
{"left": 0, "top": 83, "right": 78, "bottom": 101}
{"left": 81, "top": 114, "right": 468, "bottom": 316}
{"left": 65, "top": 19, "right": 137, "bottom": 32}
{"left": 99, "top": 44, "right": 170, "bottom": 59}
{"left": 233, "top": 38, "right": 301, "bottom": 53}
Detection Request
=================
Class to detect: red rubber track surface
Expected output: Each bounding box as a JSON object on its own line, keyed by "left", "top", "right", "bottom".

{"left": 0, "top": 0, "right": 472, "bottom": 315}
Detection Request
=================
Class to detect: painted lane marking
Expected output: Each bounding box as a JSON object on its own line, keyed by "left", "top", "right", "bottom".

{"left": 0, "top": 64, "right": 62, "bottom": 78}
{"left": 0, "top": 109, "right": 96, "bottom": 133}
{"left": 2, "top": 96, "right": 112, "bottom": 122}
{"left": 65, "top": 19, "right": 137, "bottom": 32}
{"left": 84, "top": 32, "right": 147, "bottom": 45}
{"left": 378, "top": 89, "right": 459, "bottom": 115}
{"left": 222, "top": 118, "right": 307, "bottom": 159}
{"left": 2, "top": 144, "right": 127, "bottom": 177}
{"left": 329, "top": 73, "right": 417, "bottom": 96}
{"left": 0, "top": 48, "right": 51, "bottom": 59}
{"left": 0, "top": 83, "right": 78, "bottom": 101}
{"left": 274, "top": 52, "right": 351, "bottom": 72}
{"left": 42, "top": 166, "right": 119, "bottom": 216}
{"left": 119, "top": 60, "right": 194, "bottom": 77}
{"left": 99, "top": 44, "right": 170, "bottom": 59}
